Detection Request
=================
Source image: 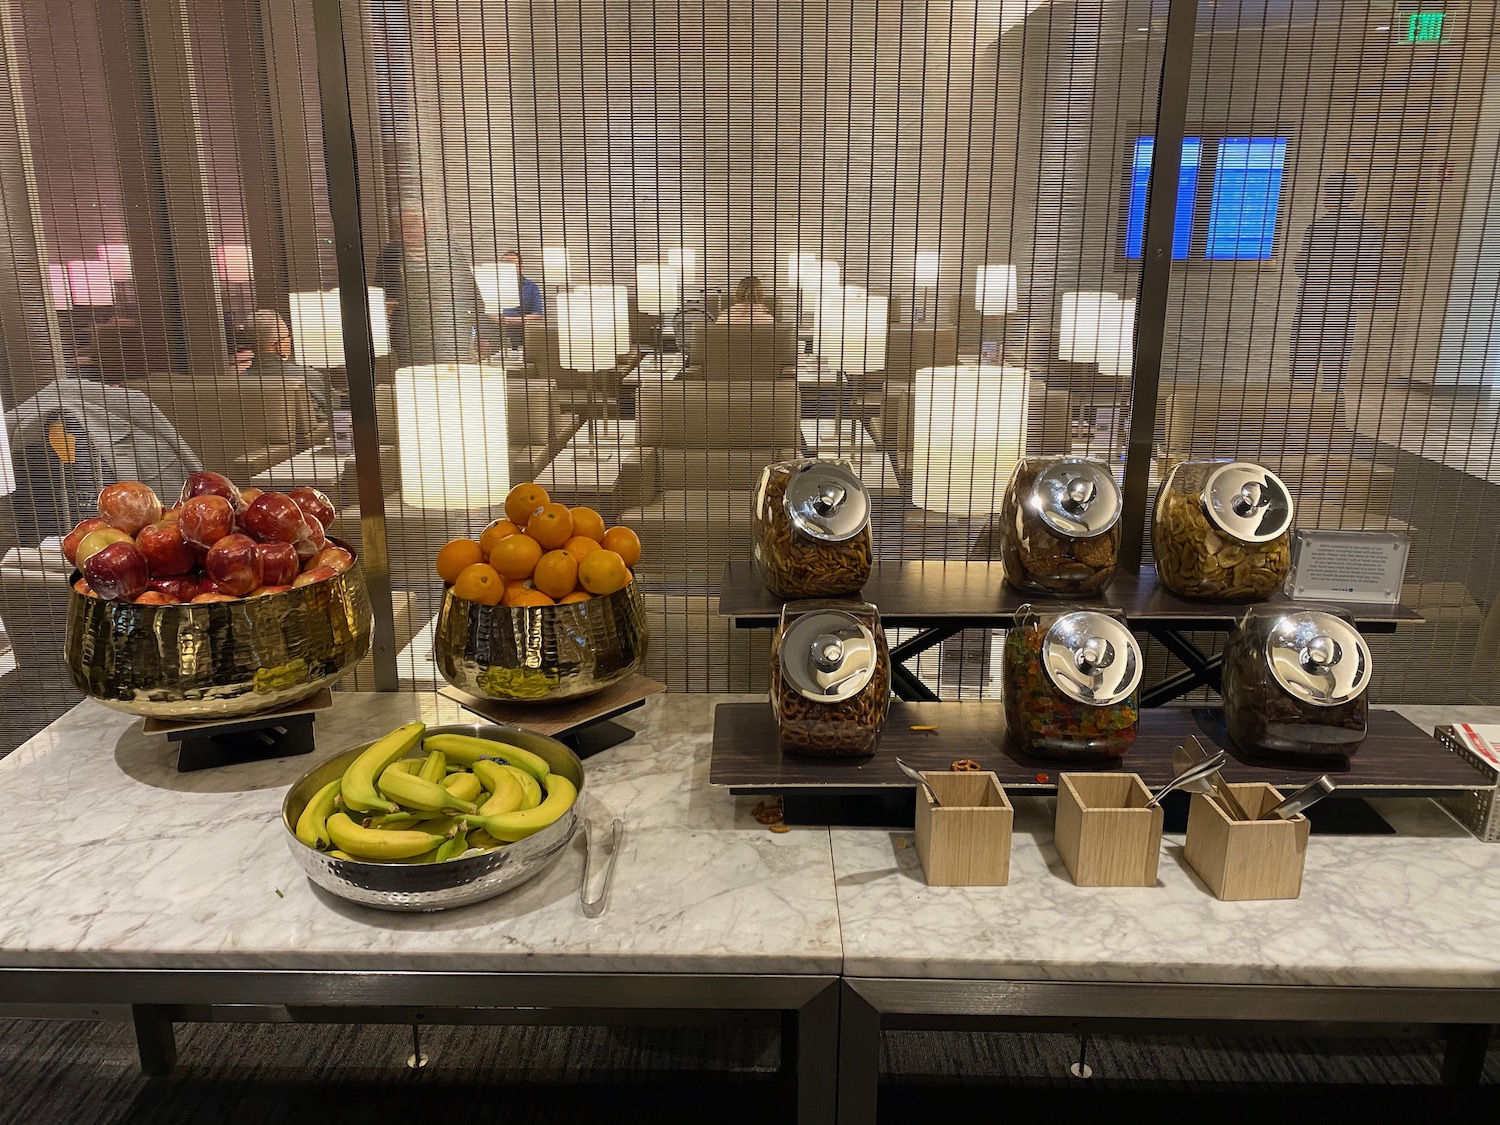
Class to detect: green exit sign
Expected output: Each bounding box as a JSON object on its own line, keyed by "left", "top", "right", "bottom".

{"left": 1406, "top": 11, "right": 1446, "bottom": 42}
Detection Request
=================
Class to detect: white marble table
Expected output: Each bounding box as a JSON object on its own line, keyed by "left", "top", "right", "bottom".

{"left": 0, "top": 691, "right": 839, "bottom": 1119}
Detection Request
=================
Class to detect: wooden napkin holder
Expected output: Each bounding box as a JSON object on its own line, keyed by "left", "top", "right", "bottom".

{"left": 915, "top": 771, "right": 1013, "bottom": 887}
{"left": 1055, "top": 772, "right": 1164, "bottom": 887}
{"left": 1184, "top": 783, "right": 1311, "bottom": 901}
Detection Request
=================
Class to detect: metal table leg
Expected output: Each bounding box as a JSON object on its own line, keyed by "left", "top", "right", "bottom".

{"left": 837, "top": 982, "right": 880, "bottom": 1125}
{"left": 1441, "top": 1024, "right": 1492, "bottom": 1085}
{"left": 790, "top": 981, "right": 840, "bottom": 1124}
{"left": 132, "top": 1003, "right": 177, "bottom": 1077}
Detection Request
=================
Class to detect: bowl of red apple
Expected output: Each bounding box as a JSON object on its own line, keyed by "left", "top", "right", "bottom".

{"left": 62, "top": 470, "right": 373, "bottom": 720}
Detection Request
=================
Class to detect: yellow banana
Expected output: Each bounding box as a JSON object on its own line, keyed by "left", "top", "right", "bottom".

{"left": 294, "top": 778, "right": 342, "bottom": 850}
{"left": 339, "top": 722, "right": 426, "bottom": 814}
{"left": 328, "top": 849, "right": 355, "bottom": 860}
{"left": 500, "top": 763, "right": 543, "bottom": 810}
{"left": 423, "top": 733, "right": 550, "bottom": 783}
{"left": 468, "top": 829, "right": 502, "bottom": 850}
{"left": 370, "top": 812, "right": 423, "bottom": 830}
{"left": 418, "top": 749, "right": 447, "bottom": 784}
{"left": 434, "top": 831, "right": 470, "bottom": 863}
{"left": 378, "top": 765, "right": 479, "bottom": 814}
{"left": 460, "top": 773, "right": 577, "bottom": 842}
{"left": 325, "top": 812, "right": 448, "bottom": 860}
{"left": 411, "top": 816, "right": 460, "bottom": 835}
{"left": 439, "top": 770, "right": 484, "bottom": 804}
{"left": 471, "top": 760, "right": 525, "bottom": 815}
{"left": 390, "top": 759, "right": 421, "bottom": 775}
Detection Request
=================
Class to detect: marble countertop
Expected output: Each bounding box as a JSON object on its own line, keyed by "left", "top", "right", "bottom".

{"left": 0, "top": 692, "right": 841, "bottom": 975}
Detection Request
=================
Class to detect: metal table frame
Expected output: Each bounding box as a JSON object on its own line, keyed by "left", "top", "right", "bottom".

{"left": 836, "top": 977, "right": 1500, "bottom": 1123}
{"left": 0, "top": 967, "right": 840, "bottom": 1121}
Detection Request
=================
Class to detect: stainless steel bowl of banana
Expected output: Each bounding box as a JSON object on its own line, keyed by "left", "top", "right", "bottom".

{"left": 281, "top": 721, "right": 585, "bottom": 912}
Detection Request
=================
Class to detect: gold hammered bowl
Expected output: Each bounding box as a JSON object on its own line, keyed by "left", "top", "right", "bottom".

{"left": 63, "top": 543, "right": 372, "bottom": 720}
{"left": 433, "top": 581, "right": 648, "bottom": 703}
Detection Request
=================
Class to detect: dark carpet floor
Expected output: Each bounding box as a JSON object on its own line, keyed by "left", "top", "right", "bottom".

{"left": 0, "top": 1018, "right": 1495, "bottom": 1125}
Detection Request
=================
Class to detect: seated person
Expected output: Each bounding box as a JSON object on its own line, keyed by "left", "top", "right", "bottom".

{"left": 500, "top": 250, "right": 545, "bottom": 350}
{"left": 242, "top": 309, "right": 335, "bottom": 422}
{"left": 717, "top": 276, "right": 775, "bottom": 325}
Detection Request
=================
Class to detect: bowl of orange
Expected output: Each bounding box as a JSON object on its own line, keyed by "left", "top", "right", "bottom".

{"left": 431, "top": 485, "right": 649, "bottom": 702}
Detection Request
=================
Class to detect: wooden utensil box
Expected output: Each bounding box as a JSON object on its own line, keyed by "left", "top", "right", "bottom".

{"left": 915, "top": 771, "right": 1013, "bottom": 887}
{"left": 1184, "top": 783, "right": 1311, "bottom": 901}
{"left": 1055, "top": 773, "right": 1163, "bottom": 887}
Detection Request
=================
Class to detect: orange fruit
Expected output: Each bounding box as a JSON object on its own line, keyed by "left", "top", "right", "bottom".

{"left": 600, "top": 526, "right": 642, "bottom": 567}
{"left": 479, "top": 519, "right": 521, "bottom": 558}
{"left": 502, "top": 580, "right": 535, "bottom": 607}
{"left": 569, "top": 506, "right": 607, "bottom": 543}
{"left": 436, "top": 538, "right": 484, "bottom": 584}
{"left": 504, "top": 483, "right": 549, "bottom": 525}
{"left": 532, "top": 549, "right": 579, "bottom": 600}
{"left": 452, "top": 562, "right": 504, "bottom": 605}
{"left": 578, "top": 548, "right": 630, "bottom": 596}
{"left": 563, "top": 535, "right": 601, "bottom": 563}
{"left": 558, "top": 591, "right": 593, "bottom": 604}
{"left": 508, "top": 588, "right": 556, "bottom": 607}
{"left": 526, "top": 502, "right": 574, "bottom": 549}
{"left": 489, "top": 533, "right": 543, "bottom": 580}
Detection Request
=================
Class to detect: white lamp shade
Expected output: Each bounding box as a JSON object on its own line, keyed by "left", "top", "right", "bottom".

{"left": 95, "top": 243, "right": 132, "bottom": 282}
{"left": 215, "top": 244, "right": 254, "bottom": 285}
{"left": 1060, "top": 291, "right": 1135, "bottom": 378}
{"left": 47, "top": 264, "right": 69, "bottom": 310}
{"left": 65, "top": 260, "right": 114, "bottom": 305}
{"left": 288, "top": 288, "right": 390, "bottom": 367}
{"left": 395, "top": 364, "right": 508, "bottom": 509}
{"left": 474, "top": 262, "right": 522, "bottom": 316}
{"left": 913, "top": 251, "right": 941, "bottom": 288}
{"left": 558, "top": 284, "right": 629, "bottom": 371}
{"left": 667, "top": 247, "right": 698, "bottom": 287}
{"left": 786, "top": 252, "right": 818, "bottom": 290}
{"left": 542, "top": 246, "right": 571, "bottom": 285}
{"left": 975, "top": 264, "right": 1019, "bottom": 315}
{"left": 800, "top": 258, "right": 841, "bottom": 295}
{"left": 815, "top": 287, "right": 888, "bottom": 374}
{"left": 911, "top": 364, "right": 1030, "bottom": 515}
{"left": 0, "top": 396, "right": 13, "bottom": 496}
{"left": 635, "top": 263, "right": 681, "bottom": 315}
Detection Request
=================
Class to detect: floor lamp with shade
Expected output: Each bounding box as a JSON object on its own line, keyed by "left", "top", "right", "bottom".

{"left": 394, "top": 363, "right": 509, "bottom": 509}
{"left": 1060, "top": 291, "right": 1135, "bottom": 441}
{"left": 635, "top": 262, "right": 681, "bottom": 366}
{"left": 475, "top": 261, "right": 522, "bottom": 357}
{"left": 815, "top": 286, "right": 888, "bottom": 454}
{"left": 975, "top": 265, "right": 1019, "bottom": 363}
{"left": 96, "top": 243, "right": 133, "bottom": 309}
{"left": 913, "top": 251, "right": 940, "bottom": 324}
{"left": 910, "top": 363, "right": 1030, "bottom": 516}
{"left": 542, "top": 247, "right": 571, "bottom": 287}
{"left": 288, "top": 289, "right": 391, "bottom": 370}
{"left": 558, "top": 284, "right": 630, "bottom": 445}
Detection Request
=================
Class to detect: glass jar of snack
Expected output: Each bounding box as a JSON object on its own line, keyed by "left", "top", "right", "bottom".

{"left": 1000, "top": 457, "right": 1121, "bottom": 596}
{"left": 1221, "top": 606, "right": 1371, "bottom": 759}
{"left": 1003, "top": 605, "right": 1141, "bottom": 759}
{"left": 771, "top": 600, "right": 890, "bottom": 758}
{"left": 752, "top": 459, "right": 872, "bottom": 599}
{"left": 1152, "top": 460, "right": 1294, "bottom": 600}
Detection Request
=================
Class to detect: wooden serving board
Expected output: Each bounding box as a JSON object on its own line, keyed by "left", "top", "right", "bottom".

{"left": 438, "top": 674, "right": 666, "bottom": 737}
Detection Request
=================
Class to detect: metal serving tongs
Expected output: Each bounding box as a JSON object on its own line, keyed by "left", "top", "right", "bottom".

{"left": 1144, "top": 745, "right": 1228, "bottom": 809}
{"left": 1180, "top": 735, "right": 1254, "bottom": 821}
{"left": 580, "top": 817, "right": 624, "bottom": 918}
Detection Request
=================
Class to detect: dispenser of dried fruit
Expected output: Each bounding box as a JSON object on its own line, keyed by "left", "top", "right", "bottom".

{"left": 1221, "top": 606, "right": 1371, "bottom": 759}
{"left": 752, "top": 459, "right": 872, "bottom": 599}
{"left": 1000, "top": 457, "right": 1121, "bottom": 596}
{"left": 1151, "top": 460, "right": 1294, "bottom": 600}
{"left": 770, "top": 600, "right": 890, "bottom": 758}
{"left": 1003, "top": 605, "right": 1141, "bottom": 759}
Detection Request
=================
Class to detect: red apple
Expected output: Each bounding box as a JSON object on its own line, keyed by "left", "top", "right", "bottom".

{"left": 149, "top": 576, "right": 199, "bottom": 601}
{"left": 73, "top": 578, "right": 99, "bottom": 598}
{"left": 240, "top": 487, "right": 265, "bottom": 506}
{"left": 293, "top": 514, "right": 327, "bottom": 562}
{"left": 135, "top": 520, "right": 197, "bottom": 576}
{"left": 190, "top": 591, "right": 236, "bottom": 604}
{"left": 204, "top": 533, "right": 263, "bottom": 596}
{"left": 97, "top": 481, "right": 162, "bottom": 534}
{"left": 84, "top": 541, "right": 150, "bottom": 601}
{"left": 194, "top": 576, "right": 224, "bottom": 596}
{"left": 63, "top": 518, "right": 113, "bottom": 566}
{"left": 75, "top": 526, "right": 133, "bottom": 568}
{"left": 180, "top": 470, "right": 243, "bottom": 510}
{"left": 243, "top": 492, "right": 310, "bottom": 544}
{"left": 161, "top": 504, "right": 182, "bottom": 522}
{"left": 293, "top": 565, "right": 337, "bottom": 588}
{"left": 133, "top": 591, "right": 180, "bottom": 606}
{"left": 255, "top": 541, "right": 300, "bottom": 586}
{"left": 288, "top": 486, "right": 336, "bottom": 531}
{"left": 309, "top": 546, "right": 354, "bottom": 574}
{"left": 249, "top": 584, "right": 293, "bottom": 597}
{"left": 179, "top": 495, "right": 236, "bottom": 549}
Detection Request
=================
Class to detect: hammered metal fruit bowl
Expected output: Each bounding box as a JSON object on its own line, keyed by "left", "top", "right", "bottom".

{"left": 281, "top": 722, "right": 585, "bottom": 912}
{"left": 64, "top": 544, "right": 372, "bottom": 721}
{"left": 433, "top": 581, "right": 648, "bottom": 703}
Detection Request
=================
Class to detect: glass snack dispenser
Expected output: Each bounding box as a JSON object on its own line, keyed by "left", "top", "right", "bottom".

{"left": 1003, "top": 606, "right": 1142, "bottom": 759}
{"left": 770, "top": 600, "right": 890, "bottom": 758}
{"left": 999, "top": 456, "right": 1121, "bottom": 596}
{"left": 1221, "top": 606, "right": 1372, "bottom": 758}
{"left": 752, "top": 459, "right": 872, "bottom": 599}
{"left": 1152, "top": 460, "right": 1294, "bottom": 600}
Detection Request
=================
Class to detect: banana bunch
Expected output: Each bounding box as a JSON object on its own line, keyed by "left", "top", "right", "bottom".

{"left": 293, "top": 723, "right": 579, "bottom": 864}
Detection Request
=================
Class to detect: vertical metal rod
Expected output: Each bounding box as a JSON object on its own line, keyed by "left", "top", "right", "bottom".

{"left": 1118, "top": 0, "right": 1200, "bottom": 569}
{"left": 311, "top": 0, "right": 398, "bottom": 691}
{"left": 406, "top": 1022, "right": 427, "bottom": 1070}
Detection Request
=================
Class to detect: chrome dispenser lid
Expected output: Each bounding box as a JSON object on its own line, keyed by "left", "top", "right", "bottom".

{"left": 783, "top": 462, "right": 870, "bottom": 542}
{"left": 1040, "top": 610, "right": 1143, "bottom": 706}
{"left": 1028, "top": 458, "right": 1122, "bottom": 538}
{"left": 780, "top": 609, "right": 880, "bottom": 703}
{"left": 1263, "top": 610, "right": 1372, "bottom": 706}
{"left": 1202, "top": 461, "right": 1294, "bottom": 543}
